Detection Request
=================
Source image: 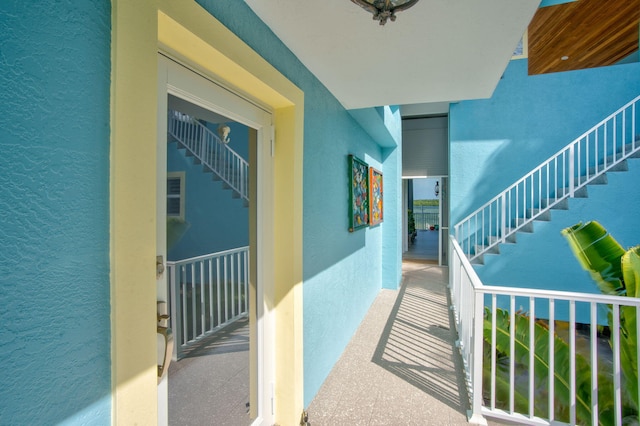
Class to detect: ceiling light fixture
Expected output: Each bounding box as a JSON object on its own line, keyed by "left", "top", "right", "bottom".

{"left": 350, "top": 0, "right": 420, "bottom": 25}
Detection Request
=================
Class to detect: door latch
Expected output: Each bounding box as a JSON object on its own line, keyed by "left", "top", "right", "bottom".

{"left": 156, "top": 255, "right": 165, "bottom": 277}
{"left": 157, "top": 301, "right": 173, "bottom": 383}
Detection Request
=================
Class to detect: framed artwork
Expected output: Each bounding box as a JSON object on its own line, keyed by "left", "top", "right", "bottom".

{"left": 369, "top": 167, "right": 383, "bottom": 226}
{"left": 348, "top": 155, "right": 369, "bottom": 232}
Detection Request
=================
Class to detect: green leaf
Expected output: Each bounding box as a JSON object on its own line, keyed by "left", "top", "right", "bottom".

{"left": 620, "top": 246, "right": 640, "bottom": 410}
{"left": 623, "top": 246, "right": 640, "bottom": 298}
{"left": 562, "top": 222, "right": 640, "bottom": 421}
{"left": 561, "top": 221, "right": 626, "bottom": 295}
{"left": 483, "top": 308, "right": 605, "bottom": 424}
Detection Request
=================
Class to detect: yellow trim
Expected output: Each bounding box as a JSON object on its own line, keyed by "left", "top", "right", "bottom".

{"left": 111, "top": 1, "right": 304, "bottom": 424}
{"left": 111, "top": 0, "right": 159, "bottom": 423}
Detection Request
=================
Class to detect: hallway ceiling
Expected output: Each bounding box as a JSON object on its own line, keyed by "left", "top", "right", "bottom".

{"left": 245, "top": 0, "right": 540, "bottom": 110}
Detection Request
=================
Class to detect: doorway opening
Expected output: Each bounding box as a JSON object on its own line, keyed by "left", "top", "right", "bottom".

{"left": 157, "top": 54, "right": 274, "bottom": 426}
{"left": 406, "top": 178, "right": 439, "bottom": 262}
{"left": 166, "top": 97, "right": 253, "bottom": 425}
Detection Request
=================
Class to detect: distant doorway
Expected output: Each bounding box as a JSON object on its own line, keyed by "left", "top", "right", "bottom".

{"left": 401, "top": 115, "right": 449, "bottom": 266}
{"left": 404, "top": 177, "right": 448, "bottom": 265}
{"left": 405, "top": 178, "right": 439, "bottom": 262}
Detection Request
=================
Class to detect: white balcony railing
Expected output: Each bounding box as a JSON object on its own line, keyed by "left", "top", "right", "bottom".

{"left": 450, "top": 235, "right": 640, "bottom": 425}
{"left": 455, "top": 95, "right": 640, "bottom": 264}
{"left": 168, "top": 110, "right": 249, "bottom": 203}
{"left": 167, "top": 247, "right": 249, "bottom": 359}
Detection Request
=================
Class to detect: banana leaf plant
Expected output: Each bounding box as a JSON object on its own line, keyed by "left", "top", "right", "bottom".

{"left": 562, "top": 221, "right": 640, "bottom": 417}
{"left": 482, "top": 221, "right": 640, "bottom": 424}
{"left": 483, "top": 308, "right": 615, "bottom": 425}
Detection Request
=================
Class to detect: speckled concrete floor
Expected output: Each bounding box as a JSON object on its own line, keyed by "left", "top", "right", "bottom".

{"left": 307, "top": 260, "right": 499, "bottom": 426}
{"left": 168, "top": 316, "right": 252, "bottom": 426}
{"left": 168, "top": 260, "right": 505, "bottom": 426}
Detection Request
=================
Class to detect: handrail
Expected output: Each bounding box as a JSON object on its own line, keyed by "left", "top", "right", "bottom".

{"left": 168, "top": 246, "right": 248, "bottom": 266}
{"left": 166, "top": 247, "right": 250, "bottom": 359}
{"left": 454, "top": 95, "right": 640, "bottom": 263}
{"left": 449, "top": 235, "right": 640, "bottom": 425}
{"left": 168, "top": 109, "right": 249, "bottom": 203}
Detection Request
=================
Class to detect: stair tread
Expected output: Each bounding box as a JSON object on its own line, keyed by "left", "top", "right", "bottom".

{"left": 169, "top": 110, "right": 250, "bottom": 204}
{"left": 460, "top": 128, "right": 640, "bottom": 268}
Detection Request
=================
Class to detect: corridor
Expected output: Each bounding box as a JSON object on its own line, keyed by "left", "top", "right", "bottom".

{"left": 307, "top": 260, "right": 473, "bottom": 425}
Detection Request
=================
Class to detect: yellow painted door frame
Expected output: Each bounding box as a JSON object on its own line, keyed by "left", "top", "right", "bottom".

{"left": 111, "top": 1, "right": 304, "bottom": 424}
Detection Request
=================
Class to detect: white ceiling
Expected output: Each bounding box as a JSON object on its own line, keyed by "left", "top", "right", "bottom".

{"left": 244, "top": 0, "right": 540, "bottom": 111}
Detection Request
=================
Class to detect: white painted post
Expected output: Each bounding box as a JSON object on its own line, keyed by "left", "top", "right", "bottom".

{"left": 500, "top": 193, "right": 506, "bottom": 244}
{"left": 569, "top": 144, "right": 575, "bottom": 198}
{"left": 468, "top": 289, "right": 488, "bottom": 425}
{"left": 169, "top": 262, "right": 179, "bottom": 360}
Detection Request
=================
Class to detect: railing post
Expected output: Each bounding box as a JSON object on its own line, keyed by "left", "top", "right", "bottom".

{"left": 169, "top": 262, "right": 180, "bottom": 361}
{"left": 468, "top": 288, "right": 488, "bottom": 425}
{"left": 568, "top": 144, "right": 575, "bottom": 198}
{"left": 500, "top": 193, "right": 506, "bottom": 244}
{"left": 200, "top": 126, "right": 206, "bottom": 160}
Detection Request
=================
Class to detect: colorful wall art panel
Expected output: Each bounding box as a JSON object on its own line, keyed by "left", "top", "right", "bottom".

{"left": 348, "top": 155, "right": 369, "bottom": 232}
{"left": 369, "top": 167, "right": 383, "bottom": 226}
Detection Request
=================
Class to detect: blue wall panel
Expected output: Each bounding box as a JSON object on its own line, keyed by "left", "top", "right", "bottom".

{"left": 167, "top": 122, "right": 249, "bottom": 260}
{"left": 196, "top": 1, "right": 402, "bottom": 406}
{"left": 450, "top": 59, "right": 640, "bottom": 297}
{"left": 0, "top": 1, "right": 111, "bottom": 424}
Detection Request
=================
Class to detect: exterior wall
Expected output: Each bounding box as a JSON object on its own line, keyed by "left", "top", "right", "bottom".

{"left": 450, "top": 59, "right": 640, "bottom": 296}
{"left": 167, "top": 122, "right": 249, "bottom": 261}
{"left": 0, "top": 1, "right": 112, "bottom": 424}
{"left": 194, "top": 1, "right": 403, "bottom": 407}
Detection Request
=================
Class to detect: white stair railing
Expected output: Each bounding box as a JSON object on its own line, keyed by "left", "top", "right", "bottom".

{"left": 455, "top": 95, "right": 640, "bottom": 264}
{"left": 168, "top": 110, "right": 249, "bottom": 203}
{"left": 450, "top": 235, "right": 640, "bottom": 425}
{"left": 166, "top": 247, "right": 250, "bottom": 359}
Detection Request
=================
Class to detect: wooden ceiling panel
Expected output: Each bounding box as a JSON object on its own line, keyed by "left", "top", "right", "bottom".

{"left": 528, "top": 0, "right": 639, "bottom": 75}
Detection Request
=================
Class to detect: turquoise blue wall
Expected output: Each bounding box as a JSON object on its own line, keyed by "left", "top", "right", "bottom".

{"left": 539, "top": 0, "right": 577, "bottom": 7}
{"left": 195, "top": 1, "right": 403, "bottom": 406}
{"left": 167, "top": 122, "right": 249, "bottom": 260}
{"left": 381, "top": 107, "right": 403, "bottom": 289}
{"left": 450, "top": 59, "right": 640, "bottom": 298}
{"left": 0, "top": 1, "right": 111, "bottom": 424}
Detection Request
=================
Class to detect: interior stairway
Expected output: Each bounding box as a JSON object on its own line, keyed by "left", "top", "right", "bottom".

{"left": 167, "top": 109, "right": 249, "bottom": 207}
{"left": 454, "top": 95, "right": 640, "bottom": 265}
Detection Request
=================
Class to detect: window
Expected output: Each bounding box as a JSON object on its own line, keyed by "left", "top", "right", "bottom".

{"left": 167, "top": 172, "right": 185, "bottom": 219}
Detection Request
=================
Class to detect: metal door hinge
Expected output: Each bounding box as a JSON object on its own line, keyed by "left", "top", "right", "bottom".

{"left": 270, "top": 125, "right": 275, "bottom": 157}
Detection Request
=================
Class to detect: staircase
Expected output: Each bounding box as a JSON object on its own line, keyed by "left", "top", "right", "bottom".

{"left": 168, "top": 109, "right": 249, "bottom": 205}
{"left": 454, "top": 95, "right": 640, "bottom": 265}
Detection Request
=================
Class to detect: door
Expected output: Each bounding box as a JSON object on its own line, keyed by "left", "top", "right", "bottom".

{"left": 402, "top": 116, "right": 449, "bottom": 265}
{"left": 157, "top": 54, "right": 274, "bottom": 426}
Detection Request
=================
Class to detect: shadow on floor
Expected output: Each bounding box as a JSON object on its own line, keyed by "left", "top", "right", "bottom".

{"left": 307, "top": 261, "right": 479, "bottom": 425}
{"left": 179, "top": 315, "right": 249, "bottom": 359}
{"left": 371, "top": 262, "right": 470, "bottom": 415}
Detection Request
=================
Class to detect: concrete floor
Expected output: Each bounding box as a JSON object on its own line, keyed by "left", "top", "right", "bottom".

{"left": 306, "top": 260, "right": 476, "bottom": 425}
{"left": 168, "top": 244, "right": 501, "bottom": 425}
{"left": 168, "top": 316, "right": 252, "bottom": 426}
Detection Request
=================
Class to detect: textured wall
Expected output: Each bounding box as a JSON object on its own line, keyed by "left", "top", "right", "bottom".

{"left": 0, "top": 1, "right": 111, "bottom": 424}
{"left": 196, "top": 1, "right": 402, "bottom": 406}
{"left": 450, "top": 59, "right": 640, "bottom": 297}
{"left": 167, "top": 122, "right": 250, "bottom": 260}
